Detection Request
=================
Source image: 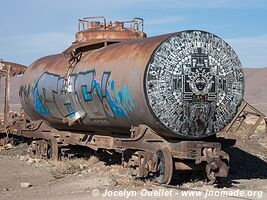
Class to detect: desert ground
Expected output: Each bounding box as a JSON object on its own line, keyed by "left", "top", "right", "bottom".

{"left": 0, "top": 119, "right": 267, "bottom": 200}
{"left": 0, "top": 145, "right": 267, "bottom": 200}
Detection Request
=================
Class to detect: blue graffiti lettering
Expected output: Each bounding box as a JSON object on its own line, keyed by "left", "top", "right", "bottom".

{"left": 24, "top": 70, "right": 134, "bottom": 122}
{"left": 34, "top": 88, "right": 49, "bottom": 115}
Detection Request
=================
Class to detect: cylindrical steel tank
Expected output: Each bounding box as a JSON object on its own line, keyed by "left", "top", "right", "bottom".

{"left": 19, "top": 30, "right": 244, "bottom": 138}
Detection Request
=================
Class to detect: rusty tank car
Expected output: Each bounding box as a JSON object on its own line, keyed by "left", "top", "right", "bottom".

{"left": 20, "top": 17, "right": 244, "bottom": 138}
{"left": 5, "top": 17, "right": 246, "bottom": 184}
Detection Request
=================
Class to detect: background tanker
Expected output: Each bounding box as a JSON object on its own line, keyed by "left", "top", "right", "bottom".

{"left": 19, "top": 17, "right": 244, "bottom": 139}
{"left": 0, "top": 16, "right": 246, "bottom": 184}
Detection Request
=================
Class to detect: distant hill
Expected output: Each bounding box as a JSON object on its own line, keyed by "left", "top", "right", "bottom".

{"left": 0, "top": 75, "right": 22, "bottom": 112}
{"left": 0, "top": 68, "right": 267, "bottom": 114}
{"left": 244, "top": 67, "right": 267, "bottom": 114}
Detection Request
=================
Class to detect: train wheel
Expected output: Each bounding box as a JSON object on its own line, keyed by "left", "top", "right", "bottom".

{"left": 29, "top": 139, "right": 48, "bottom": 159}
{"left": 205, "top": 149, "right": 230, "bottom": 184}
{"left": 47, "top": 138, "right": 59, "bottom": 161}
{"left": 127, "top": 151, "right": 152, "bottom": 178}
{"left": 154, "top": 148, "right": 173, "bottom": 184}
{"left": 206, "top": 162, "right": 217, "bottom": 184}
{"left": 0, "top": 136, "right": 9, "bottom": 146}
{"left": 36, "top": 139, "right": 48, "bottom": 159}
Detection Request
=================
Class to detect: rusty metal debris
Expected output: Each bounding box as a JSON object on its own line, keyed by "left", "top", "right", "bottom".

{"left": 0, "top": 17, "right": 266, "bottom": 185}
{"left": 220, "top": 100, "right": 266, "bottom": 138}
{"left": 0, "top": 60, "right": 26, "bottom": 133}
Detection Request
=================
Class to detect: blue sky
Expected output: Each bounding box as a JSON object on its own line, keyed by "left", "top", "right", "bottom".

{"left": 0, "top": 0, "right": 266, "bottom": 67}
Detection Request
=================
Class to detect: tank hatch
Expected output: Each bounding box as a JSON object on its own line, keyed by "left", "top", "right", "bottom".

{"left": 75, "top": 16, "right": 147, "bottom": 42}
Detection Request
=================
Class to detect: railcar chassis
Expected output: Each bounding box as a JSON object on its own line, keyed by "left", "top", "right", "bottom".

{"left": 2, "top": 118, "right": 233, "bottom": 184}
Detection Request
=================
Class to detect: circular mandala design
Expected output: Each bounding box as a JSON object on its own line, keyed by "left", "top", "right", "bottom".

{"left": 145, "top": 30, "right": 244, "bottom": 138}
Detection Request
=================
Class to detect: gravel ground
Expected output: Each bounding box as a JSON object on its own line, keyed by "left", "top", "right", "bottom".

{"left": 0, "top": 137, "right": 267, "bottom": 200}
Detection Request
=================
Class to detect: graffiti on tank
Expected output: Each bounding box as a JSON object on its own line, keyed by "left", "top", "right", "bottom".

{"left": 75, "top": 70, "right": 134, "bottom": 119}
{"left": 108, "top": 81, "right": 135, "bottom": 118}
{"left": 28, "top": 73, "right": 75, "bottom": 120}
{"left": 20, "top": 70, "right": 134, "bottom": 122}
{"left": 19, "top": 85, "right": 31, "bottom": 108}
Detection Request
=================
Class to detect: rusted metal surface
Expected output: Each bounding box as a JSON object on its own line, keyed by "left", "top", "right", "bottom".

{"left": 20, "top": 33, "right": 170, "bottom": 136}
{"left": 204, "top": 147, "right": 229, "bottom": 184}
{"left": 0, "top": 60, "right": 27, "bottom": 133}
{"left": 0, "top": 60, "right": 26, "bottom": 77}
{"left": 20, "top": 19, "right": 244, "bottom": 139}
{"left": 3, "top": 65, "right": 10, "bottom": 128}
{"left": 220, "top": 100, "right": 266, "bottom": 137}
{"left": 18, "top": 122, "right": 231, "bottom": 183}
{"left": 76, "top": 16, "right": 146, "bottom": 42}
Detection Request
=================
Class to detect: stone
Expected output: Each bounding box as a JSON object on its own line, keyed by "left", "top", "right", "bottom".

{"left": 19, "top": 156, "right": 25, "bottom": 161}
{"left": 0, "top": 187, "right": 9, "bottom": 191}
{"left": 20, "top": 182, "right": 32, "bottom": 188}
{"left": 110, "top": 178, "right": 118, "bottom": 186}
{"left": 79, "top": 163, "right": 88, "bottom": 171}
{"left": 4, "top": 143, "right": 13, "bottom": 150}
{"left": 27, "top": 159, "right": 34, "bottom": 164}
